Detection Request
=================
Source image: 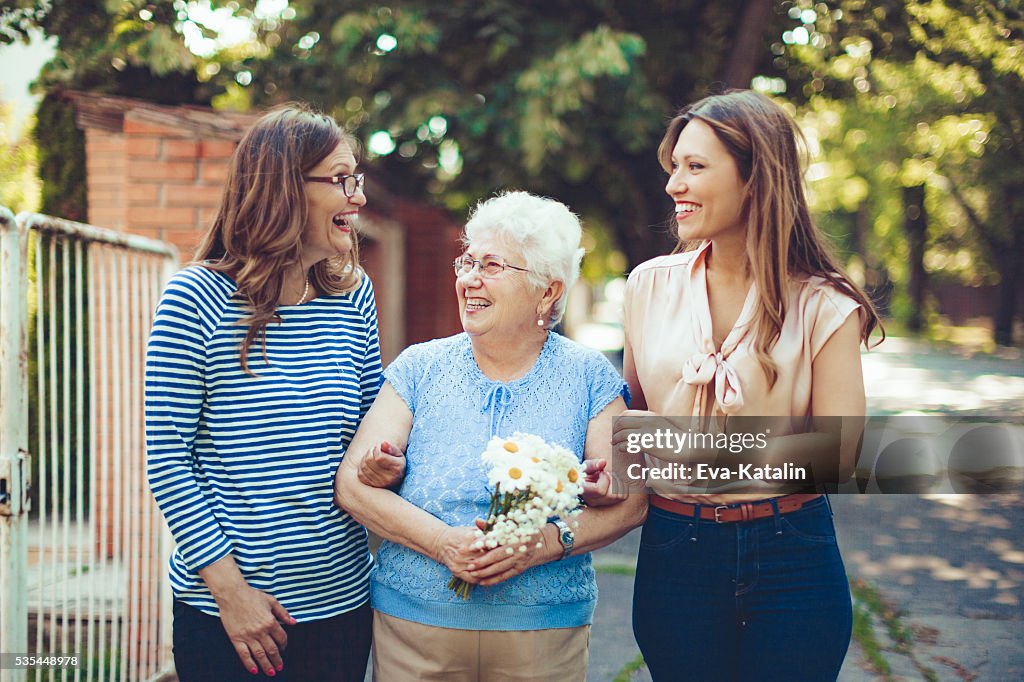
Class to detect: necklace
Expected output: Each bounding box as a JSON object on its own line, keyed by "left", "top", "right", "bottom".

{"left": 295, "top": 278, "right": 311, "bottom": 305}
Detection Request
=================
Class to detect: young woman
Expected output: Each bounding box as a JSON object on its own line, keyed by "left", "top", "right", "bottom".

{"left": 145, "top": 104, "right": 378, "bottom": 681}
{"left": 622, "top": 90, "right": 881, "bottom": 681}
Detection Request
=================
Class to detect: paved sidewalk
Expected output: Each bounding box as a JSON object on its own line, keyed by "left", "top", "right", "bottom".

{"left": 832, "top": 494, "right": 1023, "bottom": 681}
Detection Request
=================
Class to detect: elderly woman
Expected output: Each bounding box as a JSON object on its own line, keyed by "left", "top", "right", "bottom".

{"left": 334, "top": 191, "right": 647, "bottom": 681}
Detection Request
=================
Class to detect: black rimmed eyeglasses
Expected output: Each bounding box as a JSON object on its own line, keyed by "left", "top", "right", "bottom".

{"left": 304, "top": 173, "right": 366, "bottom": 197}
{"left": 453, "top": 254, "right": 530, "bottom": 278}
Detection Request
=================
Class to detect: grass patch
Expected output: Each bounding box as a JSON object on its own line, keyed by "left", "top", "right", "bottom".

{"left": 612, "top": 653, "right": 646, "bottom": 682}
{"left": 850, "top": 578, "right": 912, "bottom": 653}
{"left": 851, "top": 593, "right": 891, "bottom": 678}
{"left": 595, "top": 562, "right": 637, "bottom": 576}
{"left": 849, "top": 577, "right": 940, "bottom": 682}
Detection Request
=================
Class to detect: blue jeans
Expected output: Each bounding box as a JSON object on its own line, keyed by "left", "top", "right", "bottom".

{"left": 632, "top": 496, "right": 852, "bottom": 681}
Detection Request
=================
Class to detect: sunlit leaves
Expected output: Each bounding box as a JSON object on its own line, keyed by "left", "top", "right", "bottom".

{"left": 0, "top": 104, "right": 41, "bottom": 213}
{"left": 514, "top": 26, "right": 645, "bottom": 172}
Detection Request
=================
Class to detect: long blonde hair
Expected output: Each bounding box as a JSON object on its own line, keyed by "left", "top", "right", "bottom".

{"left": 194, "top": 103, "right": 362, "bottom": 374}
{"left": 658, "top": 90, "right": 882, "bottom": 387}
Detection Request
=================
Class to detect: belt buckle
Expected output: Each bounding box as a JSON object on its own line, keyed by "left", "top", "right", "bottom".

{"left": 713, "top": 505, "right": 729, "bottom": 523}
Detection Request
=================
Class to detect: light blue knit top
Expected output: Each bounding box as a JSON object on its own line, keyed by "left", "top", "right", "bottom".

{"left": 371, "top": 332, "right": 627, "bottom": 631}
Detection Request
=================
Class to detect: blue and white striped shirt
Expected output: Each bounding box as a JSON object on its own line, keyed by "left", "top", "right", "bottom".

{"left": 145, "top": 265, "right": 382, "bottom": 621}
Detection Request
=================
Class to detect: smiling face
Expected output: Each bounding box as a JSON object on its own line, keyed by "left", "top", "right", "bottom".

{"left": 665, "top": 118, "right": 747, "bottom": 245}
{"left": 455, "top": 233, "right": 546, "bottom": 341}
{"left": 301, "top": 141, "right": 365, "bottom": 264}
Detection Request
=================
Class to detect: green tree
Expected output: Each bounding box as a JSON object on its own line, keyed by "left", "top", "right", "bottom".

{"left": 1, "top": 0, "right": 212, "bottom": 103}
{"left": 4, "top": 0, "right": 801, "bottom": 268}
{"left": 0, "top": 102, "right": 40, "bottom": 213}
{"left": 225, "top": 0, "right": 798, "bottom": 267}
{"left": 778, "top": 0, "right": 1023, "bottom": 343}
{"left": 14, "top": 1, "right": 1021, "bottom": 344}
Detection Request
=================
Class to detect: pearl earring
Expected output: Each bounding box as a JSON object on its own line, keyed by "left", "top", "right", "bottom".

{"left": 537, "top": 318, "right": 545, "bottom": 327}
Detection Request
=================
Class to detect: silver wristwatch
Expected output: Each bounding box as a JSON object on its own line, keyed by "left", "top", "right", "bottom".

{"left": 550, "top": 518, "right": 574, "bottom": 560}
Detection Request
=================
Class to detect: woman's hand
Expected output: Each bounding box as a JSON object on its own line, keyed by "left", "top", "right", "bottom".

{"left": 468, "top": 520, "right": 561, "bottom": 586}
{"left": 357, "top": 440, "right": 406, "bottom": 489}
{"left": 432, "top": 526, "right": 487, "bottom": 584}
{"left": 213, "top": 582, "right": 295, "bottom": 676}
{"left": 199, "top": 555, "right": 295, "bottom": 676}
{"left": 581, "top": 458, "right": 628, "bottom": 507}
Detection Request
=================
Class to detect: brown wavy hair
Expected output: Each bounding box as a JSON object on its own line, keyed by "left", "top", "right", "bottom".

{"left": 658, "top": 90, "right": 882, "bottom": 388}
{"left": 194, "top": 103, "right": 362, "bottom": 374}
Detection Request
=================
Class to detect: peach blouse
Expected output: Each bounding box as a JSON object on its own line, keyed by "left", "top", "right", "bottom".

{"left": 623, "top": 241, "right": 861, "bottom": 501}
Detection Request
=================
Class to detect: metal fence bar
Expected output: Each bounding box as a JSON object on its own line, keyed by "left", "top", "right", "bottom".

{"left": 142, "top": 253, "right": 157, "bottom": 675}
{"left": 95, "top": 245, "right": 111, "bottom": 682}
{"left": 0, "top": 208, "right": 178, "bottom": 682}
{"left": 1, "top": 206, "right": 31, "bottom": 682}
{"left": 31, "top": 232, "right": 46, "bottom": 682}
{"left": 85, "top": 241, "right": 99, "bottom": 682}
{"left": 126, "top": 255, "right": 141, "bottom": 682}
{"left": 46, "top": 236, "right": 59, "bottom": 666}
{"left": 114, "top": 250, "right": 128, "bottom": 682}
{"left": 60, "top": 237, "right": 71, "bottom": 682}
{"left": 73, "top": 239, "right": 85, "bottom": 682}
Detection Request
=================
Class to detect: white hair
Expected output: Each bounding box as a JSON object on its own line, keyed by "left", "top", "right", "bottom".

{"left": 463, "top": 191, "right": 585, "bottom": 328}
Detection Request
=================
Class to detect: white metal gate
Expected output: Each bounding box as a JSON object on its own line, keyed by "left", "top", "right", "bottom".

{"left": 1, "top": 207, "right": 178, "bottom": 682}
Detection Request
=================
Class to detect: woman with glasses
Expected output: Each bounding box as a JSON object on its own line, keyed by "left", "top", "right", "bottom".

{"left": 146, "top": 104, "right": 377, "bottom": 681}
{"left": 334, "top": 191, "right": 647, "bottom": 681}
{"left": 620, "top": 90, "right": 882, "bottom": 680}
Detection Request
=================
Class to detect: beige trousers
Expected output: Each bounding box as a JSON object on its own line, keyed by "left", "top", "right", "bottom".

{"left": 372, "top": 610, "right": 590, "bottom": 682}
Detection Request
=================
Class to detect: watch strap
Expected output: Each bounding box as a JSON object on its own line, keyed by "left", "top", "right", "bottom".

{"left": 550, "top": 518, "right": 573, "bottom": 560}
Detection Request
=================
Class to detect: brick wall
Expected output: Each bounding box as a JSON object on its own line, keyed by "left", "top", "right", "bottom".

{"left": 79, "top": 93, "right": 467, "bottom": 355}
{"left": 84, "top": 128, "right": 127, "bottom": 230}
{"left": 85, "top": 121, "right": 230, "bottom": 258}
{"left": 395, "top": 200, "right": 463, "bottom": 344}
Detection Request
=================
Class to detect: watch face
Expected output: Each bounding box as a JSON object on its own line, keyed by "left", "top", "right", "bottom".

{"left": 560, "top": 528, "right": 574, "bottom": 546}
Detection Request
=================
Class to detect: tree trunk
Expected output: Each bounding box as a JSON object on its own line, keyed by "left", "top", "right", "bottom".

{"left": 718, "top": 0, "right": 775, "bottom": 88}
{"left": 606, "top": 151, "right": 680, "bottom": 270}
{"left": 993, "top": 258, "right": 1018, "bottom": 346}
{"left": 903, "top": 185, "right": 928, "bottom": 333}
{"left": 993, "top": 189, "right": 1022, "bottom": 346}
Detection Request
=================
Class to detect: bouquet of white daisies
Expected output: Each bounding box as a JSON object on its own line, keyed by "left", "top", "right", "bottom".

{"left": 448, "top": 433, "right": 585, "bottom": 599}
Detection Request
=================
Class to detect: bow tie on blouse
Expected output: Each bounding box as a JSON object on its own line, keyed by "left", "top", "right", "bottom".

{"left": 482, "top": 383, "right": 515, "bottom": 437}
{"left": 681, "top": 350, "right": 744, "bottom": 416}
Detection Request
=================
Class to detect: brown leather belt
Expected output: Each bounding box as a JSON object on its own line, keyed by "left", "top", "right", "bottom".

{"left": 651, "top": 493, "right": 822, "bottom": 523}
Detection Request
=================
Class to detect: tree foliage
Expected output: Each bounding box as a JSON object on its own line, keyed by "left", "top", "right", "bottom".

{"left": 1, "top": 0, "right": 211, "bottom": 102}
{"left": 224, "top": 0, "right": 798, "bottom": 267}
{"left": 779, "top": 0, "right": 1023, "bottom": 343}
{"left": 0, "top": 102, "right": 40, "bottom": 213}
{"left": 4, "top": 0, "right": 1022, "bottom": 341}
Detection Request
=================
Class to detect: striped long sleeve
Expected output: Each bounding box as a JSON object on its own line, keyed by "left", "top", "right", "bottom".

{"left": 145, "top": 266, "right": 380, "bottom": 620}
{"left": 145, "top": 268, "right": 235, "bottom": 571}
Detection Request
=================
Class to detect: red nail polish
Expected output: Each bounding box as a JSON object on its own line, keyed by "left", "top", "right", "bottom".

{"left": 276, "top": 664, "right": 284, "bottom": 672}
{"left": 267, "top": 670, "right": 276, "bottom": 677}
{"left": 250, "top": 668, "right": 258, "bottom": 675}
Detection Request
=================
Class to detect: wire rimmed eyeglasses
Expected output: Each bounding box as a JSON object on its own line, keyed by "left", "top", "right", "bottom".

{"left": 453, "top": 255, "right": 530, "bottom": 278}
{"left": 304, "top": 173, "right": 366, "bottom": 197}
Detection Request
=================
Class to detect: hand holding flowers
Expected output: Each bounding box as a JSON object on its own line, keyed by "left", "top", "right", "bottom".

{"left": 447, "top": 433, "right": 585, "bottom": 599}
{"left": 433, "top": 526, "right": 488, "bottom": 586}
{"left": 465, "top": 517, "right": 559, "bottom": 586}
